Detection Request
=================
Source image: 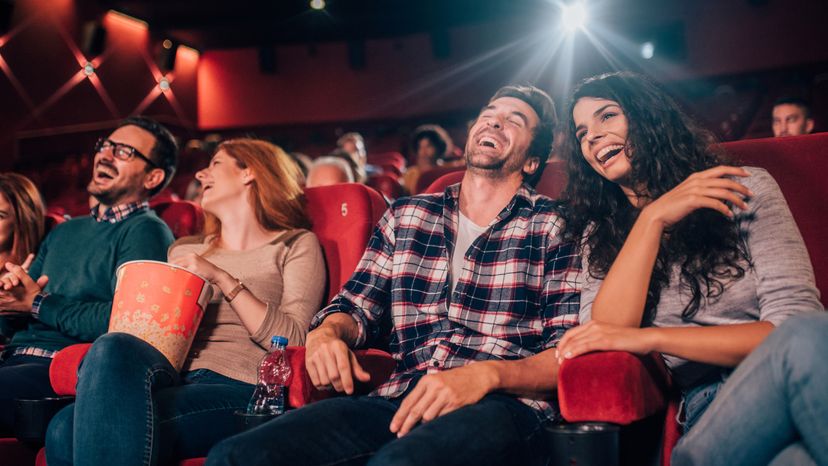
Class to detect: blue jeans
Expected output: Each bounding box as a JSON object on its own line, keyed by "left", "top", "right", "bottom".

{"left": 45, "top": 333, "right": 255, "bottom": 466}
{"left": 680, "top": 370, "right": 729, "bottom": 433}
{"left": 0, "top": 353, "right": 56, "bottom": 435}
{"left": 205, "top": 391, "right": 551, "bottom": 466}
{"left": 672, "top": 313, "right": 828, "bottom": 466}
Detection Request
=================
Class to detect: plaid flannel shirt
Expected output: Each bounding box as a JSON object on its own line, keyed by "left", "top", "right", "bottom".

{"left": 311, "top": 183, "right": 581, "bottom": 421}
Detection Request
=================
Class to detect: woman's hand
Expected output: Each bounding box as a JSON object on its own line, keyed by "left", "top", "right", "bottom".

{"left": 169, "top": 253, "right": 228, "bottom": 284}
{"left": 641, "top": 166, "right": 753, "bottom": 229}
{"left": 555, "top": 320, "right": 658, "bottom": 364}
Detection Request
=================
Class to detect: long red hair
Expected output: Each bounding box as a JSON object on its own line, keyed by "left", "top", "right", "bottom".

{"left": 202, "top": 139, "right": 311, "bottom": 240}
{"left": 0, "top": 173, "right": 46, "bottom": 264}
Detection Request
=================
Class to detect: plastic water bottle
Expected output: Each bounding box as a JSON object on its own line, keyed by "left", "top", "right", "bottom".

{"left": 246, "top": 335, "right": 291, "bottom": 415}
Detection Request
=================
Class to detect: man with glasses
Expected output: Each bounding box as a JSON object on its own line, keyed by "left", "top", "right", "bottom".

{"left": 0, "top": 116, "right": 178, "bottom": 434}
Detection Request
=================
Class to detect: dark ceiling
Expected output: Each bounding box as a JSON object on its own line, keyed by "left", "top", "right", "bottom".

{"left": 91, "top": 0, "right": 667, "bottom": 50}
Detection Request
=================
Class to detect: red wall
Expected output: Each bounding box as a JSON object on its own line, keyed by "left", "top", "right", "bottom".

{"left": 0, "top": 0, "right": 199, "bottom": 168}
{"left": 197, "top": 0, "right": 828, "bottom": 130}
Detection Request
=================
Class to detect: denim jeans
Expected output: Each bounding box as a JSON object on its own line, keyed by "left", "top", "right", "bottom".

{"left": 679, "top": 370, "right": 729, "bottom": 433}
{"left": 205, "top": 391, "right": 551, "bottom": 466}
{"left": 45, "top": 333, "right": 254, "bottom": 466}
{"left": 0, "top": 353, "right": 57, "bottom": 435}
{"left": 672, "top": 313, "right": 828, "bottom": 466}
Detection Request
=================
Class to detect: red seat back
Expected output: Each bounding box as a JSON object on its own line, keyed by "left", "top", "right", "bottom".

{"left": 415, "top": 165, "right": 466, "bottom": 194}
{"left": 366, "top": 174, "right": 405, "bottom": 201}
{"left": 535, "top": 160, "right": 568, "bottom": 199}
{"left": 305, "top": 184, "right": 387, "bottom": 303}
{"left": 368, "top": 152, "right": 406, "bottom": 174}
{"left": 720, "top": 133, "right": 828, "bottom": 306}
{"left": 424, "top": 170, "right": 464, "bottom": 194}
{"left": 152, "top": 201, "right": 204, "bottom": 239}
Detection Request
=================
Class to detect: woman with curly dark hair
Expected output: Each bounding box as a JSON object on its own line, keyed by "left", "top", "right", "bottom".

{"left": 555, "top": 72, "right": 825, "bottom": 465}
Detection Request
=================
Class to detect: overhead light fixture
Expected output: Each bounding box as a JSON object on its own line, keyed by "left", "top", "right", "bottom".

{"left": 561, "top": 2, "right": 588, "bottom": 33}
{"left": 159, "top": 76, "right": 170, "bottom": 92}
{"left": 309, "top": 0, "right": 325, "bottom": 10}
{"left": 640, "top": 41, "right": 655, "bottom": 59}
{"left": 83, "top": 62, "right": 95, "bottom": 76}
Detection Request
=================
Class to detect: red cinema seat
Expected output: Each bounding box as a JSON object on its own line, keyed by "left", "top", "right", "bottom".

{"left": 367, "top": 152, "right": 406, "bottom": 175}
{"left": 414, "top": 165, "right": 465, "bottom": 194}
{"left": 423, "top": 170, "right": 464, "bottom": 194}
{"left": 366, "top": 174, "right": 405, "bottom": 201}
{"left": 152, "top": 201, "right": 204, "bottom": 239}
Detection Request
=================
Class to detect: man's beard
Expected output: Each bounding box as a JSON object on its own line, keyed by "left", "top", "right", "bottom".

{"left": 88, "top": 180, "right": 129, "bottom": 206}
{"left": 464, "top": 148, "right": 524, "bottom": 179}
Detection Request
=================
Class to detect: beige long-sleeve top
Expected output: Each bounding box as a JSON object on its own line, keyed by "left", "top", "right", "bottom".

{"left": 168, "top": 229, "right": 326, "bottom": 385}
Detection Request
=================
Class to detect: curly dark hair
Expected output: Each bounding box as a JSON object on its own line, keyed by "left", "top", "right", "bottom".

{"left": 560, "top": 72, "right": 750, "bottom": 322}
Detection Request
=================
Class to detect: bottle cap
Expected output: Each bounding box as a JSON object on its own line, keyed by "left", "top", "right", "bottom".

{"left": 271, "top": 335, "right": 288, "bottom": 346}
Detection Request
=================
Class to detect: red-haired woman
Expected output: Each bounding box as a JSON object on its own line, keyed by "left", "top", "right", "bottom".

{"left": 46, "top": 139, "right": 327, "bottom": 466}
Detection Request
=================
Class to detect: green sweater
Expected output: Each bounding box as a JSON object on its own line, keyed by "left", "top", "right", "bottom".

{"left": 9, "top": 210, "right": 174, "bottom": 352}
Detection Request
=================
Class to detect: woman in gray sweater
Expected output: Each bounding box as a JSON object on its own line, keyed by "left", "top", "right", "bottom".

{"left": 46, "top": 139, "right": 326, "bottom": 466}
{"left": 556, "top": 72, "right": 825, "bottom": 465}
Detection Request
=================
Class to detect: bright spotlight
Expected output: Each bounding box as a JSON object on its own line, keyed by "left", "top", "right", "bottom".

{"left": 309, "top": 0, "right": 325, "bottom": 10}
{"left": 159, "top": 76, "right": 170, "bottom": 92}
{"left": 561, "top": 2, "right": 588, "bottom": 33}
{"left": 83, "top": 62, "right": 95, "bottom": 76}
{"left": 640, "top": 41, "right": 655, "bottom": 59}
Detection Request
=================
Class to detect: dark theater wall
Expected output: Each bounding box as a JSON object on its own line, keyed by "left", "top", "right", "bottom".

{"left": 0, "top": 0, "right": 198, "bottom": 170}
{"left": 197, "top": 0, "right": 828, "bottom": 131}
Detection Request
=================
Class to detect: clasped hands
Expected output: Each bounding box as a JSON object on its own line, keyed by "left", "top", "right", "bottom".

{"left": 0, "top": 254, "right": 49, "bottom": 313}
{"left": 304, "top": 327, "right": 496, "bottom": 437}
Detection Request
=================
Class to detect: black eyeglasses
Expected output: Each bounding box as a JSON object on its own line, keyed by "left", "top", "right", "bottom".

{"left": 95, "top": 138, "right": 157, "bottom": 168}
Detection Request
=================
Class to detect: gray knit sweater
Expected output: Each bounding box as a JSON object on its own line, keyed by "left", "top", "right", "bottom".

{"left": 168, "top": 230, "right": 326, "bottom": 385}
{"left": 578, "top": 167, "right": 824, "bottom": 388}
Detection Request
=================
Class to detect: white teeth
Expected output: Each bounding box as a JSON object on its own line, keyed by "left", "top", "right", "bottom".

{"left": 596, "top": 144, "right": 624, "bottom": 162}
{"left": 479, "top": 136, "right": 498, "bottom": 149}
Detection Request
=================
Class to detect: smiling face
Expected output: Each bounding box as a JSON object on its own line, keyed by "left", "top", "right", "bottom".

{"left": 573, "top": 97, "right": 634, "bottom": 189}
{"left": 195, "top": 149, "right": 250, "bottom": 214}
{"left": 772, "top": 103, "right": 814, "bottom": 137}
{"left": 464, "top": 96, "right": 540, "bottom": 179}
{"left": 88, "top": 125, "right": 159, "bottom": 207}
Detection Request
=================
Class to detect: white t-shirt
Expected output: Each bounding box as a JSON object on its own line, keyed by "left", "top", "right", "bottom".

{"left": 451, "top": 211, "right": 488, "bottom": 295}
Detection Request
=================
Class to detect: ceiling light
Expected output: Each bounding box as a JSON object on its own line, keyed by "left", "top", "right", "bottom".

{"left": 640, "top": 41, "right": 655, "bottom": 59}
{"left": 83, "top": 62, "right": 95, "bottom": 76}
{"left": 159, "top": 76, "right": 170, "bottom": 92}
{"left": 309, "top": 0, "right": 325, "bottom": 10}
{"left": 561, "top": 2, "right": 588, "bottom": 33}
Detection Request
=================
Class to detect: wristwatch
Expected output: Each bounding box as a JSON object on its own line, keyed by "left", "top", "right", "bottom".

{"left": 224, "top": 279, "right": 247, "bottom": 303}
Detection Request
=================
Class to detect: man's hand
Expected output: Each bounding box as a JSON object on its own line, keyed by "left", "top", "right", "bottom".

{"left": 555, "top": 320, "right": 657, "bottom": 364}
{"left": 390, "top": 363, "right": 499, "bottom": 438}
{"left": 0, "top": 262, "right": 49, "bottom": 313}
{"left": 305, "top": 326, "right": 371, "bottom": 395}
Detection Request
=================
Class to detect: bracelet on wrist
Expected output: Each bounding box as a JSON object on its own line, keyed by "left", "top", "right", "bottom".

{"left": 223, "top": 279, "right": 247, "bottom": 303}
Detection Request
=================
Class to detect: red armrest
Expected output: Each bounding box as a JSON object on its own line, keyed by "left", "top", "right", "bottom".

{"left": 49, "top": 343, "right": 396, "bottom": 406}
{"left": 557, "top": 351, "right": 671, "bottom": 425}
{"left": 286, "top": 347, "right": 396, "bottom": 409}
{"left": 50, "top": 343, "right": 93, "bottom": 396}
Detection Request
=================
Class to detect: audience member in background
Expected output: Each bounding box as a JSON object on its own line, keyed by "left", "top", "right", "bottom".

{"left": 772, "top": 96, "right": 815, "bottom": 137}
{"left": 555, "top": 72, "right": 824, "bottom": 465}
{"left": 402, "top": 124, "right": 455, "bottom": 194}
{"left": 206, "top": 85, "right": 580, "bottom": 466}
{"left": 46, "top": 139, "right": 326, "bottom": 466}
{"left": 309, "top": 153, "right": 357, "bottom": 188}
{"left": 184, "top": 179, "right": 204, "bottom": 204}
{"left": 289, "top": 152, "right": 314, "bottom": 186}
{"left": 0, "top": 116, "right": 178, "bottom": 435}
{"left": 337, "top": 132, "right": 368, "bottom": 182}
{"left": 0, "top": 173, "right": 46, "bottom": 342}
